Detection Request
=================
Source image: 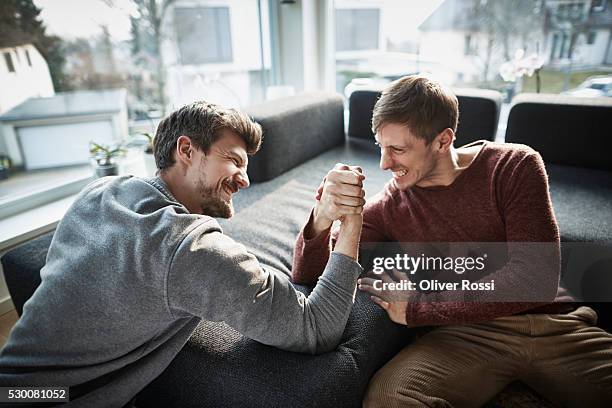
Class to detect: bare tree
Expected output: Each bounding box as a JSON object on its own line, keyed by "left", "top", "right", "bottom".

{"left": 106, "top": 0, "right": 175, "bottom": 114}
{"left": 468, "top": 0, "right": 545, "bottom": 82}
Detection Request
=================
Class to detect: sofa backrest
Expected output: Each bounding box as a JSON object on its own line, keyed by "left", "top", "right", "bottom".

{"left": 505, "top": 94, "right": 612, "bottom": 171}
{"left": 245, "top": 92, "right": 345, "bottom": 182}
{"left": 348, "top": 87, "right": 502, "bottom": 146}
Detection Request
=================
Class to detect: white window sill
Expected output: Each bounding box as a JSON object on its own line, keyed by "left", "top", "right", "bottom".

{"left": 0, "top": 151, "right": 154, "bottom": 255}
{"left": 0, "top": 194, "right": 77, "bottom": 254}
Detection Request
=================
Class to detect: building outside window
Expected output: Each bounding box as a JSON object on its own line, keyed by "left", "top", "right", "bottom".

{"left": 1, "top": 0, "right": 611, "bottom": 224}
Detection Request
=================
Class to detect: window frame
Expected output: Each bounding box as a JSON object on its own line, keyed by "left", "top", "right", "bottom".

{"left": 174, "top": 6, "right": 234, "bottom": 65}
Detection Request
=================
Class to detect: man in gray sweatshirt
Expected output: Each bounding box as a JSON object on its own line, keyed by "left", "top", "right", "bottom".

{"left": 0, "top": 101, "right": 365, "bottom": 407}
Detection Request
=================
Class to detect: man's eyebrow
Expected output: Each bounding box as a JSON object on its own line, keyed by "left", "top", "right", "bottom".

{"left": 374, "top": 140, "right": 409, "bottom": 149}
{"left": 227, "top": 150, "right": 247, "bottom": 165}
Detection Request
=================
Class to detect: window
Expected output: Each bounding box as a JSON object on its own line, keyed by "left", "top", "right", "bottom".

{"left": 4, "top": 52, "right": 15, "bottom": 73}
{"left": 592, "top": 0, "right": 607, "bottom": 12}
{"left": 335, "top": 8, "right": 380, "bottom": 52}
{"left": 174, "top": 7, "right": 233, "bottom": 65}
{"left": 0, "top": 0, "right": 273, "bottom": 226}
{"left": 587, "top": 31, "right": 597, "bottom": 45}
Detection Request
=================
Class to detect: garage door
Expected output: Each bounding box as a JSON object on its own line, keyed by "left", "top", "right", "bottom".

{"left": 17, "top": 120, "right": 115, "bottom": 170}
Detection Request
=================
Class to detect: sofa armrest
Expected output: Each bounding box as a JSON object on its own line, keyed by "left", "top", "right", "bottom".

{"left": 245, "top": 92, "right": 345, "bottom": 183}
{"left": 0, "top": 231, "right": 53, "bottom": 316}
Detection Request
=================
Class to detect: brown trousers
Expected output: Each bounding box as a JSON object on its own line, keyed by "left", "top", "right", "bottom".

{"left": 363, "top": 307, "right": 612, "bottom": 407}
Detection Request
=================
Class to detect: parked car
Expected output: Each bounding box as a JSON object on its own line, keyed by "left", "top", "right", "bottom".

{"left": 563, "top": 75, "right": 612, "bottom": 97}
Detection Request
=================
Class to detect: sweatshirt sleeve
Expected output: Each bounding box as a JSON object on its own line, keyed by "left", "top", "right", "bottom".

{"left": 404, "top": 152, "right": 562, "bottom": 326}
{"left": 167, "top": 226, "right": 363, "bottom": 354}
{"left": 292, "top": 197, "right": 389, "bottom": 286}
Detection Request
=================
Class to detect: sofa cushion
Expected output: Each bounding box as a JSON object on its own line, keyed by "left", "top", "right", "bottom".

{"left": 245, "top": 92, "right": 346, "bottom": 183}
{"left": 348, "top": 88, "right": 502, "bottom": 146}
{"left": 505, "top": 94, "right": 612, "bottom": 171}
{"left": 547, "top": 163, "right": 612, "bottom": 242}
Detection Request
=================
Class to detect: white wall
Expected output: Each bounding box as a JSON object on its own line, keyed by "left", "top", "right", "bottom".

{"left": 0, "top": 45, "right": 54, "bottom": 114}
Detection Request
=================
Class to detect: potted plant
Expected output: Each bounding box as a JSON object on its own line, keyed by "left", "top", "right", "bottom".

{"left": 89, "top": 142, "right": 123, "bottom": 178}
{"left": 142, "top": 132, "right": 157, "bottom": 177}
{"left": 0, "top": 154, "right": 11, "bottom": 180}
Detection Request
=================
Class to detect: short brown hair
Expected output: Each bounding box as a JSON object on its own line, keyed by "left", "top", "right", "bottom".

{"left": 372, "top": 75, "right": 458, "bottom": 144}
{"left": 154, "top": 101, "right": 263, "bottom": 170}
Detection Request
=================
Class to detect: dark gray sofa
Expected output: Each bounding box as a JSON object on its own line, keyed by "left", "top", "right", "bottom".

{"left": 2, "top": 89, "right": 611, "bottom": 407}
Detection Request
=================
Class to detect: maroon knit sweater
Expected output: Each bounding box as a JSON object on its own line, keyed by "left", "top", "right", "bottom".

{"left": 292, "top": 141, "right": 573, "bottom": 327}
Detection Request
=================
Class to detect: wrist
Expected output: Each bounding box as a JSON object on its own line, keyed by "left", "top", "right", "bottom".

{"left": 311, "top": 205, "right": 333, "bottom": 236}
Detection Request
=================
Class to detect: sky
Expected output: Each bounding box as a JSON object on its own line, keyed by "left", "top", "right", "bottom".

{"left": 375, "top": 0, "right": 444, "bottom": 42}
{"left": 34, "top": 0, "right": 444, "bottom": 43}
{"left": 34, "top": 0, "right": 137, "bottom": 41}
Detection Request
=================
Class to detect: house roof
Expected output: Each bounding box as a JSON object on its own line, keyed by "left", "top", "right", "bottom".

{"left": 0, "top": 41, "right": 32, "bottom": 51}
{"left": 418, "top": 0, "right": 479, "bottom": 32}
{"left": 0, "top": 89, "right": 126, "bottom": 122}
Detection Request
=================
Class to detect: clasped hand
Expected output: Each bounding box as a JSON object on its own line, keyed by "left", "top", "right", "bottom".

{"left": 312, "top": 163, "right": 366, "bottom": 232}
{"left": 358, "top": 269, "right": 410, "bottom": 326}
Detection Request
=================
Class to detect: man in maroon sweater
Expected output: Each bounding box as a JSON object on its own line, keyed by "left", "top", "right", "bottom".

{"left": 292, "top": 75, "right": 612, "bottom": 406}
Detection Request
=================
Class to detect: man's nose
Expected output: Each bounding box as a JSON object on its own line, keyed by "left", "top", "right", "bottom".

{"left": 235, "top": 169, "right": 250, "bottom": 189}
{"left": 379, "top": 149, "right": 393, "bottom": 171}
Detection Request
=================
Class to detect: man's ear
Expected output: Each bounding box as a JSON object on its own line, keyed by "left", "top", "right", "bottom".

{"left": 176, "top": 135, "right": 194, "bottom": 165}
{"left": 435, "top": 128, "right": 455, "bottom": 152}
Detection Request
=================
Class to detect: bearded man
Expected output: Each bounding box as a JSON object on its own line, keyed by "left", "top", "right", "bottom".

{"left": 0, "top": 102, "right": 364, "bottom": 407}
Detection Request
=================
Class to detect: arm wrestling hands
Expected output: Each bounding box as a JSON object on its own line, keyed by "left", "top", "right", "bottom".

{"left": 309, "top": 163, "right": 408, "bottom": 325}
{"left": 310, "top": 163, "right": 366, "bottom": 260}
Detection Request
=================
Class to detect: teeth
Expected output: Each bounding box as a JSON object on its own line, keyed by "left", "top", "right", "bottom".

{"left": 393, "top": 170, "right": 408, "bottom": 177}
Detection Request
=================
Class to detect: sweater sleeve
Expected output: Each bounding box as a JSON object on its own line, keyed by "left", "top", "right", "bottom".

{"left": 167, "top": 227, "right": 363, "bottom": 354}
{"left": 292, "top": 196, "right": 389, "bottom": 286}
{"left": 404, "top": 152, "right": 562, "bottom": 327}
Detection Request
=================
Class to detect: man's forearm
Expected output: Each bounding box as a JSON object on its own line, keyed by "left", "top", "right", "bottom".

{"left": 333, "top": 215, "right": 362, "bottom": 261}
{"left": 292, "top": 211, "right": 333, "bottom": 285}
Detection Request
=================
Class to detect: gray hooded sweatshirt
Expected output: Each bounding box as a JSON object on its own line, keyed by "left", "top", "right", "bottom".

{"left": 0, "top": 176, "right": 362, "bottom": 407}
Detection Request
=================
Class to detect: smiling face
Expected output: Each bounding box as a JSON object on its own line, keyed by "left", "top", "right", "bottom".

{"left": 376, "top": 123, "right": 439, "bottom": 190}
{"left": 188, "top": 129, "right": 249, "bottom": 218}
